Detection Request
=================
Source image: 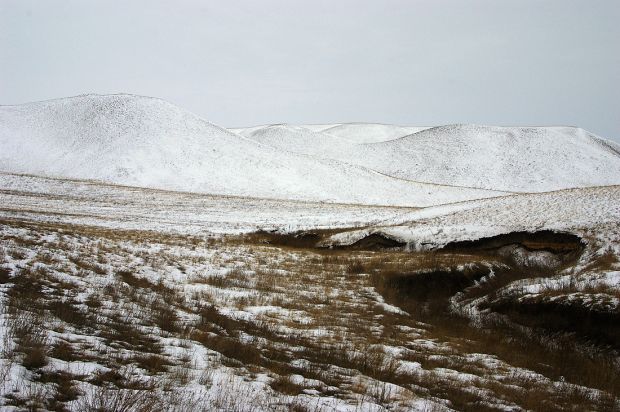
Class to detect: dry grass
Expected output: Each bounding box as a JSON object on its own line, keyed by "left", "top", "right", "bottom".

{"left": 270, "top": 374, "right": 306, "bottom": 395}
{"left": 0, "top": 218, "right": 618, "bottom": 411}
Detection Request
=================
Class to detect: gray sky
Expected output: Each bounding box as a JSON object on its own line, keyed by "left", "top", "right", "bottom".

{"left": 1, "top": 0, "right": 619, "bottom": 141}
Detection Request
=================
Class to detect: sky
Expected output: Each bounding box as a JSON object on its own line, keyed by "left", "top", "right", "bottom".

{"left": 1, "top": 0, "right": 619, "bottom": 141}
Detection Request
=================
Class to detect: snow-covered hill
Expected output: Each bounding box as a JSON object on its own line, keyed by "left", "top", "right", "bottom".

{"left": 319, "top": 123, "right": 430, "bottom": 144}
{"left": 232, "top": 123, "right": 429, "bottom": 144}
{"left": 242, "top": 124, "right": 355, "bottom": 157}
{"left": 3, "top": 94, "right": 619, "bottom": 205}
{"left": 240, "top": 123, "right": 620, "bottom": 192}
{"left": 0, "top": 94, "right": 504, "bottom": 207}
{"left": 357, "top": 124, "right": 620, "bottom": 192}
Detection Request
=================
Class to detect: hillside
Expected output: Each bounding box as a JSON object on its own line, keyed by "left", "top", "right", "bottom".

{"left": 243, "top": 124, "right": 355, "bottom": 157}
{"left": 0, "top": 94, "right": 504, "bottom": 207}
{"left": 230, "top": 123, "right": 428, "bottom": 144}
{"left": 359, "top": 124, "right": 620, "bottom": 192}
{"left": 241, "top": 123, "right": 620, "bottom": 192}
{"left": 323, "top": 184, "right": 620, "bottom": 249}
{"left": 319, "top": 123, "right": 430, "bottom": 143}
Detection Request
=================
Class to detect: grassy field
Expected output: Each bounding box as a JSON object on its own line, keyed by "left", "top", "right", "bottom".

{"left": 0, "top": 218, "right": 618, "bottom": 411}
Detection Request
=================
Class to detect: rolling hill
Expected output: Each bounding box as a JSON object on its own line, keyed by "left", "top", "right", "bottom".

{"left": 0, "top": 94, "right": 503, "bottom": 207}
{"left": 241, "top": 123, "right": 620, "bottom": 192}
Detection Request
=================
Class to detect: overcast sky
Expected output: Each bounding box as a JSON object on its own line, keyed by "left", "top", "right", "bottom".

{"left": 1, "top": 0, "right": 619, "bottom": 141}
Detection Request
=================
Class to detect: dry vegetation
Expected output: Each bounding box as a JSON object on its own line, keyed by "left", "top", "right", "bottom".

{"left": 0, "top": 218, "right": 618, "bottom": 411}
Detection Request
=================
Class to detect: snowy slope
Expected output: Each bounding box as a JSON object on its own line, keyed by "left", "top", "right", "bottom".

{"left": 0, "top": 172, "right": 416, "bottom": 234}
{"left": 242, "top": 123, "right": 620, "bottom": 192}
{"left": 357, "top": 125, "right": 620, "bottom": 192}
{"left": 243, "top": 124, "right": 355, "bottom": 157}
{"left": 319, "top": 123, "right": 430, "bottom": 143}
{"left": 297, "top": 124, "right": 339, "bottom": 132}
{"left": 233, "top": 123, "right": 429, "bottom": 144}
{"left": 324, "top": 185, "right": 620, "bottom": 249}
{"left": 0, "top": 94, "right": 504, "bottom": 207}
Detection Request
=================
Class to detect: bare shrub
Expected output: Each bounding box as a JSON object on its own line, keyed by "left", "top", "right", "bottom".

{"left": 0, "top": 267, "right": 11, "bottom": 283}
{"left": 270, "top": 374, "right": 306, "bottom": 395}
{"left": 151, "top": 299, "right": 180, "bottom": 333}
{"left": 47, "top": 298, "right": 90, "bottom": 328}
{"left": 50, "top": 340, "right": 76, "bottom": 362}
{"left": 8, "top": 313, "right": 49, "bottom": 370}
{"left": 74, "top": 385, "right": 161, "bottom": 412}
{"left": 133, "top": 353, "right": 171, "bottom": 375}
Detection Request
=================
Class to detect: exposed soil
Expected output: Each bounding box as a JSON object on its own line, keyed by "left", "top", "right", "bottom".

{"left": 377, "top": 264, "right": 493, "bottom": 302}
{"left": 442, "top": 230, "right": 585, "bottom": 256}
{"left": 244, "top": 229, "right": 405, "bottom": 250}
{"left": 483, "top": 295, "right": 620, "bottom": 350}
{"left": 333, "top": 233, "right": 406, "bottom": 250}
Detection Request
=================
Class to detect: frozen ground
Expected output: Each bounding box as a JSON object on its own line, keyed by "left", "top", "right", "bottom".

{"left": 324, "top": 185, "right": 620, "bottom": 249}
{"left": 0, "top": 218, "right": 618, "bottom": 411}
{"left": 0, "top": 171, "right": 619, "bottom": 410}
{"left": 0, "top": 172, "right": 415, "bottom": 235}
{"left": 3, "top": 172, "right": 619, "bottom": 251}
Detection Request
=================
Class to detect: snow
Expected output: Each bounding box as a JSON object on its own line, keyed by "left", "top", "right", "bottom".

{"left": 4, "top": 94, "right": 618, "bottom": 208}
{"left": 231, "top": 123, "right": 429, "bottom": 143}
{"left": 240, "top": 123, "right": 620, "bottom": 193}
{"left": 0, "top": 172, "right": 418, "bottom": 234}
{"left": 324, "top": 185, "right": 620, "bottom": 249}
{"left": 356, "top": 124, "right": 620, "bottom": 192}
{"left": 243, "top": 123, "right": 357, "bottom": 157}
{"left": 319, "top": 123, "right": 431, "bottom": 144}
{"left": 0, "top": 94, "right": 507, "bottom": 208}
